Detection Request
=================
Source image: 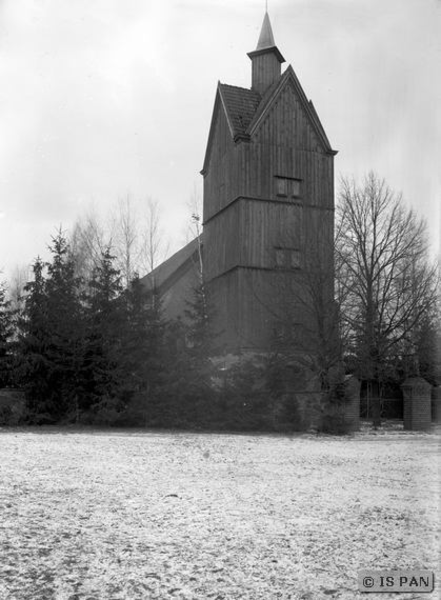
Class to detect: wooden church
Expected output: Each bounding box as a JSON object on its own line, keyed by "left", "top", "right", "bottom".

{"left": 142, "top": 11, "right": 337, "bottom": 357}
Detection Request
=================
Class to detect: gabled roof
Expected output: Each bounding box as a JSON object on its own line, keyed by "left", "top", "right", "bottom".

{"left": 246, "top": 65, "right": 337, "bottom": 155}
{"left": 202, "top": 63, "right": 337, "bottom": 175}
{"left": 201, "top": 83, "right": 261, "bottom": 174}
{"left": 219, "top": 84, "right": 262, "bottom": 139}
{"left": 141, "top": 235, "right": 202, "bottom": 295}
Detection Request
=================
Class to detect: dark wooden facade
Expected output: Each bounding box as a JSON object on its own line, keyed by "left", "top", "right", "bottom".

{"left": 202, "top": 15, "right": 336, "bottom": 353}
{"left": 142, "top": 11, "right": 337, "bottom": 356}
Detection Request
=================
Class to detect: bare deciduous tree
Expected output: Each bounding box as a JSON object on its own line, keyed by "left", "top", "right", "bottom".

{"left": 70, "top": 196, "right": 169, "bottom": 288}
{"left": 113, "top": 195, "right": 139, "bottom": 286}
{"left": 140, "top": 198, "right": 168, "bottom": 277}
{"left": 70, "top": 211, "right": 112, "bottom": 282}
{"left": 268, "top": 216, "right": 342, "bottom": 407}
{"left": 186, "top": 183, "right": 206, "bottom": 318}
{"left": 336, "top": 172, "right": 439, "bottom": 426}
{"left": 6, "top": 264, "right": 30, "bottom": 314}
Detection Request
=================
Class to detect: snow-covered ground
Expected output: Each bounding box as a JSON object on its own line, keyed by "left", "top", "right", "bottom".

{"left": 0, "top": 424, "right": 440, "bottom": 600}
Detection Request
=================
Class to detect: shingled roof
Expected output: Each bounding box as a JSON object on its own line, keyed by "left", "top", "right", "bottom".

{"left": 141, "top": 236, "right": 202, "bottom": 295}
{"left": 218, "top": 84, "right": 261, "bottom": 140}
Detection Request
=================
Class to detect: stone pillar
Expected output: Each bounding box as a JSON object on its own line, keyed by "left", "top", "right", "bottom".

{"left": 432, "top": 386, "right": 441, "bottom": 423}
{"left": 343, "top": 375, "right": 361, "bottom": 431}
{"left": 401, "top": 378, "right": 432, "bottom": 431}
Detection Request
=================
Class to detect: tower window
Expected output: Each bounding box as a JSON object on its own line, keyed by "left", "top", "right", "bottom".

{"left": 291, "top": 179, "right": 301, "bottom": 198}
{"left": 275, "top": 176, "right": 302, "bottom": 199}
{"left": 276, "top": 178, "right": 288, "bottom": 197}
{"left": 275, "top": 247, "right": 301, "bottom": 269}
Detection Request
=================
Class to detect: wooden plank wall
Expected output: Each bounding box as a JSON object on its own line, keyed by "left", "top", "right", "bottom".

{"left": 203, "top": 107, "right": 242, "bottom": 222}
{"left": 204, "top": 82, "right": 334, "bottom": 221}
{"left": 243, "top": 82, "right": 334, "bottom": 208}
{"left": 251, "top": 53, "right": 281, "bottom": 95}
{"left": 239, "top": 200, "right": 303, "bottom": 268}
{"left": 204, "top": 203, "right": 240, "bottom": 281}
{"left": 203, "top": 76, "right": 335, "bottom": 352}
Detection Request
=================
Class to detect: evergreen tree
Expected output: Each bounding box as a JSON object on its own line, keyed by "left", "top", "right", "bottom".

{"left": 0, "top": 281, "right": 14, "bottom": 387}
{"left": 17, "top": 233, "right": 86, "bottom": 422}
{"left": 120, "top": 274, "right": 168, "bottom": 424}
{"left": 44, "top": 231, "right": 86, "bottom": 420}
{"left": 172, "top": 280, "right": 219, "bottom": 426}
{"left": 17, "top": 257, "right": 53, "bottom": 419}
{"left": 83, "top": 247, "right": 126, "bottom": 415}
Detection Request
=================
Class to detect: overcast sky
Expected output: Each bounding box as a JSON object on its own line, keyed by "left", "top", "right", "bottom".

{"left": 0, "top": 0, "right": 440, "bottom": 280}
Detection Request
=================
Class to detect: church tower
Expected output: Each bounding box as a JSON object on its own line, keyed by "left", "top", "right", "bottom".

{"left": 201, "top": 11, "right": 337, "bottom": 355}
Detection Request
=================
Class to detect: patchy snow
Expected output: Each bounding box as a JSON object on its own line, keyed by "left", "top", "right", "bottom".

{"left": 0, "top": 425, "right": 440, "bottom": 599}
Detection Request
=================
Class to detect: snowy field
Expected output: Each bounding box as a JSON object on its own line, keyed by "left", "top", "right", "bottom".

{"left": 0, "top": 424, "right": 440, "bottom": 600}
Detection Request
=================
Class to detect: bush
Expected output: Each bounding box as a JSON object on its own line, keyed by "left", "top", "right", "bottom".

{"left": 0, "top": 403, "right": 13, "bottom": 426}
{"left": 0, "top": 388, "right": 26, "bottom": 425}
{"left": 317, "top": 411, "right": 354, "bottom": 435}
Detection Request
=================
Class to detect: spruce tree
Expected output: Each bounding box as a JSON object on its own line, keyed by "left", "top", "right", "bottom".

{"left": 17, "top": 233, "right": 86, "bottom": 422}
{"left": 17, "top": 257, "right": 52, "bottom": 420}
{"left": 83, "top": 247, "right": 125, "bottom": 415}
{"left": 45, "top": 231, "right": 86, "bottom": 420}
{"left": 171, "top": 280, "right": 219, "bottom": 426}
{"left": 0, "top": 282, "right": 14, "bottom": 387}
{"left": 121, "top": 274, "right": 167, "bottom": 424}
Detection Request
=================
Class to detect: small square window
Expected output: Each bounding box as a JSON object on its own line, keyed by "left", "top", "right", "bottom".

{"left": 275, "top": 176, "right": 302, "bottom": 199}
{"left": 290, "top": 249, "right": 301, "bottom": 268}
{"left": 291, "top": 179, "right": 301, "bottom": 198}
{"left": 274, "top": 247, "right": 301, "bottom": 270}
{"left": 275, "top": 248, "right": 285, "bottom": 267}
{"left": 276, "top": 178, "right": 288, "bottom": 197}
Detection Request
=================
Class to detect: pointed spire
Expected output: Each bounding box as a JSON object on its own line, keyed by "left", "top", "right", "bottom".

{"left": 256, "top": 12, "right": 275, "bottom": 51}
{"left": 247, "top": 11, "right": 285, "bottom": 94}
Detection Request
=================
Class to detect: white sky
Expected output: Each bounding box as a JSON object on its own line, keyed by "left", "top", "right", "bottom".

{"left": 0, "top": 0, "right": 440, "bottom": 279}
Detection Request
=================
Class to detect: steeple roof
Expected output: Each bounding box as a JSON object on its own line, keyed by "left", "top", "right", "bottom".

{"left": 256, "top": 12, "right": 276, "bottom": 50}
{"left": 248, "top": 11, "right": 285, "bottom": 63}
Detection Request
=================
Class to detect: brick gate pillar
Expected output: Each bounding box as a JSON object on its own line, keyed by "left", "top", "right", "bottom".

{"left": 343, "top": 375, "right": 361, "bottom": 431}
{"left": 431, "top": 385, "right": 441, "bottom": 423}
{"left": 401, "top": 377, "right": 432, "bottom": 431}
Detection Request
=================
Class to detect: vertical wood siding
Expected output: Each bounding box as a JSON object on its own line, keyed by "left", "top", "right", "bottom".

{"left": 203, "top": 72, "right": 335, "bottom": 351}
{"left": 251, "top": 53, "right": 281, "bottom": 95}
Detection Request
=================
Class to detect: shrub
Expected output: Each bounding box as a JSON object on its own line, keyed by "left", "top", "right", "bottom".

{"left": 317, "top": 411, "right": 354, "bottom": 435}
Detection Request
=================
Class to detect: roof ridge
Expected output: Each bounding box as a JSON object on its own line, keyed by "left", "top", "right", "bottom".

{"left": 141, "top": 236, "right": 202, "bottom": 291}
{"left": 219, "top": 82, "right": 261, "bottom": 95}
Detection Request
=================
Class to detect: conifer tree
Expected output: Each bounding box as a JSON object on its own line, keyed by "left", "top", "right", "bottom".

{"left": 44, "top": 231, "right": 85, "bottom": 420}
{"left": 120, "top": 274, "right": 168, "bottom": 423}
{"left": 0, "top": 281, "right": 14, "bottom": 387}
{"left": 17, "top": 233, "right": 86, "bottom": 421}
{"left": 17, "top": 257, "right": 52, "bottom": 419}
{"left": 83, "top": 247, "right": 126, "bottom": 413}
{"left": 173, "top": 280, "right": 219, "bottom": 425}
